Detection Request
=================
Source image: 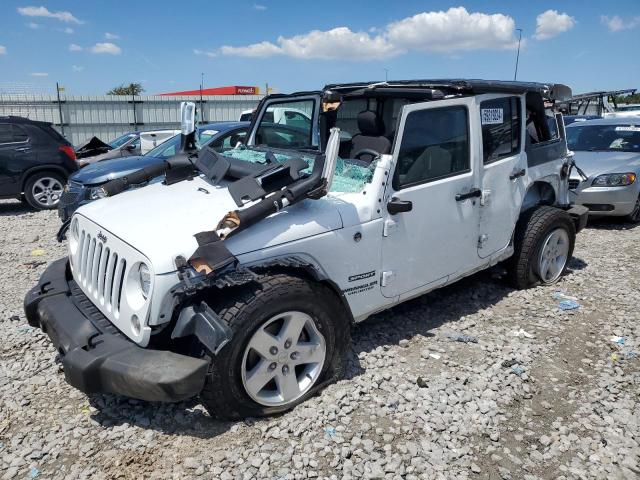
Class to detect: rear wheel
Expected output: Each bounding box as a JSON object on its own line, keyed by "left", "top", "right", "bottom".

{"left": 24, "top": 172, "right": 65, "bottom": 210}
{"left": 507, "top": 206, "right": 576, "bottom": 289}
{"left": 624, "top": 194, "right": 640, "bottom": 224}
{"left": 200, "top": 274, "right": 350, "bottom": 420}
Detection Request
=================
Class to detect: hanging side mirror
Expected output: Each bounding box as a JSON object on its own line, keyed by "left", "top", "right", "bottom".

{"left": 179, "top": 102, "right": 197, "bottom": 153}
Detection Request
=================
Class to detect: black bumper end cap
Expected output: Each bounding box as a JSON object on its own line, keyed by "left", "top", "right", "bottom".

{"left": 567, "top": 204, "right": 589, "bottom": 232}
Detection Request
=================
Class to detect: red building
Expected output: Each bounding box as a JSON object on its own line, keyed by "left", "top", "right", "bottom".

{"left": 159, "top": 86, "right": 259, "bottom": 96}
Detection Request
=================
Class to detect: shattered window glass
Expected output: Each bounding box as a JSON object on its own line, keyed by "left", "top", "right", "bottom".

{"left": 220, "top": 147, "right": 375, "bottom": 193}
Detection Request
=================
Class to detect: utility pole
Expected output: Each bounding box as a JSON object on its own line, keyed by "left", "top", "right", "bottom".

{"left": 55, "top": 82, "right": 65, "bottom": 136}
{"left": 383, "top": 68, "right": 389, "bottom": 82}
{"left": 200, "top": 72, "right": 205, "bottom": 124}
{"left": 514, "top": 28, "right": 523, "bottom": 81}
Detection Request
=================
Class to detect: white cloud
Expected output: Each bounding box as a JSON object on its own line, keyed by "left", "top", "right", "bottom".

{"left": 30, "top": 72, "right": 48, "bottom": 77}
{"left": 387, "top": 7, "right": 517, "bottom": 52}
{"left": 63, "top": 27, "right": 74, "bottom": 34}
{"left": 69, "top": 43, "right": 82, "bottom": 51}
{"left": 193, "top": 48, "right": 217, "bottom": 58}
{"left": 27, "top": 22, "right": 40, "bottom": 29}
{"left": 89, "top": 42, "right": 121, "bottom": 55}
{"left": 0, "top": 45, "right": 6, "bottom": 55}
{"left": 253, "top": 4, "right": 267, "bottom": 11}
{"left": 219, "top": 7, "right": 519, "bottom": 60}
{"left": 104, "top": 32, "right": 120, "bottom": 40}
{"left": 17, "top": 6, "right": 82, "bottom": 24}
{"left": 600, "top": 15, "right": 640, "bottom": 32}
{"left": 534, "top": 10, "right": 575, "bottom": 40}
{"left": 72, "top": 65, "right": 84, "bottom": 72}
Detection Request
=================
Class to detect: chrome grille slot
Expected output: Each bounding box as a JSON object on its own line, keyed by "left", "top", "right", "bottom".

{"left": 97, "top": 247, "right": 109, "bottom": 302}
{"left": 111, "top": 256, "right": 125, "bottom": 317}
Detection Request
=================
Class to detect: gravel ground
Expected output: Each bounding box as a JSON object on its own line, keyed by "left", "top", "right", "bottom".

{"left": 0, "top": 199, "right": 638, "bottom": 480}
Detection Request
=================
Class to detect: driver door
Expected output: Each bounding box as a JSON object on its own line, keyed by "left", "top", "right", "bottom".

{"left": 380, "top": 98, "right": 482, "bottom": 298}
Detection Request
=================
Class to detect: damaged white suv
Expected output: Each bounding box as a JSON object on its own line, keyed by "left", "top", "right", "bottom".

{"left": 25, "top": 80, "right": 588, "bottom": 419}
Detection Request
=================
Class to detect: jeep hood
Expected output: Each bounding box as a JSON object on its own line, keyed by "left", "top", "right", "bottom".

{"left": 75, "top": 175, "right": 343, "bottom": 274}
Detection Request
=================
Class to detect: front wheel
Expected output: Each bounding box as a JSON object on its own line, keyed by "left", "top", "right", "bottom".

{"left": 624, "top": 194, "right": 640, "bottom": 224}
{"left": 200, "top": 274, "right": 350, "bottom": 420}
{"left": 24, "top": 172, "right": 65, "bottom": 210}
{"left": 507, "top": 206, "right": 576, "bottom": 289}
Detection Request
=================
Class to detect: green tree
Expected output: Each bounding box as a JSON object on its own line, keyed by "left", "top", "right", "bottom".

{"left": 613, "top": 93, "right": 640, "bottom": 104}
{"left": 107, "top": 83, "right": 145, "bottom": 96}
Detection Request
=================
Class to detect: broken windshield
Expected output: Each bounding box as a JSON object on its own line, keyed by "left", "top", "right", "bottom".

{"left": 219, "top": 145, "right": 375, "bottom": 193}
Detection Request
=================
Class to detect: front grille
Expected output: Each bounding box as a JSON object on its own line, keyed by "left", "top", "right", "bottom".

{"left": 59, "top": 190, "right": 82, "bottom": 207}
{"left": 75, "top": 229, "right": 127, "bottom": 318}
{"left": 568, "top": 179, "right": 580, "bottom": 190}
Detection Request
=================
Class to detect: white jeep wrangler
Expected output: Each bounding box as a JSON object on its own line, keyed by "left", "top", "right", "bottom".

{"left": 25, "top": 80, "right": 588, "bottom": 419}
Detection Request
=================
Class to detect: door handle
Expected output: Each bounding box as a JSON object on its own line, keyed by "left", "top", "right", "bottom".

{"left": 455, "top": 188, "right": 481, "bottom": 202}
{"left": 509, "top": 168, "right": 526, "bottom": 180}
{"left": 387, "top": 197, "right": 413, "bottom": 215}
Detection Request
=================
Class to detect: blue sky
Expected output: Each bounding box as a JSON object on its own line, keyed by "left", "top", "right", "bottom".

{"left": 0, "top": 1, "right": 638, "bottom": 96}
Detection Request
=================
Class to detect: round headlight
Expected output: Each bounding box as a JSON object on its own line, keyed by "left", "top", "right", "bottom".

{"left": 89, "top": 186, "right": 107, "bottom": 200}
{"left": 138, "top": 263, "right": 151, "bottom": 299}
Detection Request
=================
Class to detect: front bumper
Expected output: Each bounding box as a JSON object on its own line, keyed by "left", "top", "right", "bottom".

{"left": 566, "top": 204, "right": 589, "bottom": 233}
{"left": 24, "top": 258, "right": 209, "bottom": 402}
{"left": 569, "top": 182, "right": 639, "bottom": 217}
{"left": 58, "top": 188, "right": 90, "bottom": 222}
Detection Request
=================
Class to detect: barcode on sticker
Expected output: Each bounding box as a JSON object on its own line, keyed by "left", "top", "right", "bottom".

{"left": 481, "top": 108, "right": 503, "bottom": 125}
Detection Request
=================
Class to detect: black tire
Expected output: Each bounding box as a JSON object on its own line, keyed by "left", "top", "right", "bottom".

{"left": 201, "top": 274, "right": 350, "bottom": 420}
{"left": 24, "top": 171, "right": 65, "bottom": 210}
{"left": 507, "top": 206, "right": 576, "bottom": 289}
{"left": 624, "top": 194, "right": 640, "bottom": 224}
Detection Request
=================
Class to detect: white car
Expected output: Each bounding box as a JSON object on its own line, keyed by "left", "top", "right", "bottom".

{"left": 239, "top": 106, "right": 311, "bottom": 128}
{"left": 26, "top": 80, "right": 587, "bottom": 420}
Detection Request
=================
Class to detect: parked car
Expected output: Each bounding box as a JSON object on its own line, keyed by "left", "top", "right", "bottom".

{"left": 58, "top": 122, "right": 248, "bottom": 221}
{"left": 76, "top": 129, "right": 180, "bottom": 166}
{"left": 26, "top": 80, "right": 588, "bottom": 420}
{"left": 562, "top": 115, "right": 601, "bottom": 126}
{"left": 239, "top": 106, "right": 311, "bottom": 128}
{"left": 566, "top": 117, "right": 640, "bottom": 222}
{"left": 0, "top": 116, "right": 78, "bottom": 210}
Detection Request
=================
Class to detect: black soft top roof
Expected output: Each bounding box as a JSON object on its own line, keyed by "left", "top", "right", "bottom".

{"left": 323, "top": 79, "right": 572, "bottom": 101}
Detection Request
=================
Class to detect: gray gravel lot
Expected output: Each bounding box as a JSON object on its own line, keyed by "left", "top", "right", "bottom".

{"left": 0, "top": 199, "right": 638, "bottom": 480}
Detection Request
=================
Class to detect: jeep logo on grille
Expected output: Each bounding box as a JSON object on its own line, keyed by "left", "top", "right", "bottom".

{"left": 97, "top": 232, "right": 107, "bottom": 243}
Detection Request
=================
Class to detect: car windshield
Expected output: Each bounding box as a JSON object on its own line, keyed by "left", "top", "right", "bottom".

{"left": 218, "top": 145, "right": 375, "bottom": 193}
{"left": 145, "top": 129, "right": 216, "bottom": 159}
{"left": 109, "top": 133, "right": 137, "bottom": 148}
{"left": 567, "top": 124, "right": 640, "bottom": 153}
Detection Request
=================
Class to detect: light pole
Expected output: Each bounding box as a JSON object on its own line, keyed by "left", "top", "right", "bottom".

{"left": 383, "top": 68, "right": 389, "bottom": 82}
{"left": 514, "top": 28, "right": 523, "bottom": 81}
{"left": 199, "top": 73, "right": 205, "bottom": 124}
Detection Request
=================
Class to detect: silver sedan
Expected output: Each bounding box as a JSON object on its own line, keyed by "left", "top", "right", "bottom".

{"left": 566, "top": 117, "right": 640, "bottom": 223}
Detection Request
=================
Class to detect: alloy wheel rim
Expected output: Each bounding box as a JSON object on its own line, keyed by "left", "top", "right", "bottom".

{"left": 538, "top": 228, "right": 570, "bottom": 283}
{"left": 32, "top": 177, "right": 63, "bottom": 207}
{"left": 241, "top": 311, "right": 326, "bottom": 407}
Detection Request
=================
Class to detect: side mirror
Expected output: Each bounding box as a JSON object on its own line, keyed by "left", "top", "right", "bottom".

{"left": 179, "top": 102, "right": 197, "bottom": 153}
{"left": 125, "top": 144, "right": 136, "bottom": 151}
{"left": 180, "top": 102, "right": 196, "bottom": 135}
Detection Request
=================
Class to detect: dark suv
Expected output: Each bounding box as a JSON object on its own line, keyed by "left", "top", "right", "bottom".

{"left": 0, "top": 116, "right": 78, "bottom": 210}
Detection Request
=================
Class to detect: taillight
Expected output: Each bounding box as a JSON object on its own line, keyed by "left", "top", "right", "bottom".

{"left": 59, "top": 145, "right": 76, "bottom": 161}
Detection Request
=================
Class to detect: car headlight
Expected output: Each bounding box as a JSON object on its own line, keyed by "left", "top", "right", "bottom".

{"left": 89, "top": 186, "right": 107, "bottom": 200}
{"left": 138, "top": 263, "right": 151, "bottom": 299}
{"left": 592, "top": 173, "right": 636, "bottom": 187}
